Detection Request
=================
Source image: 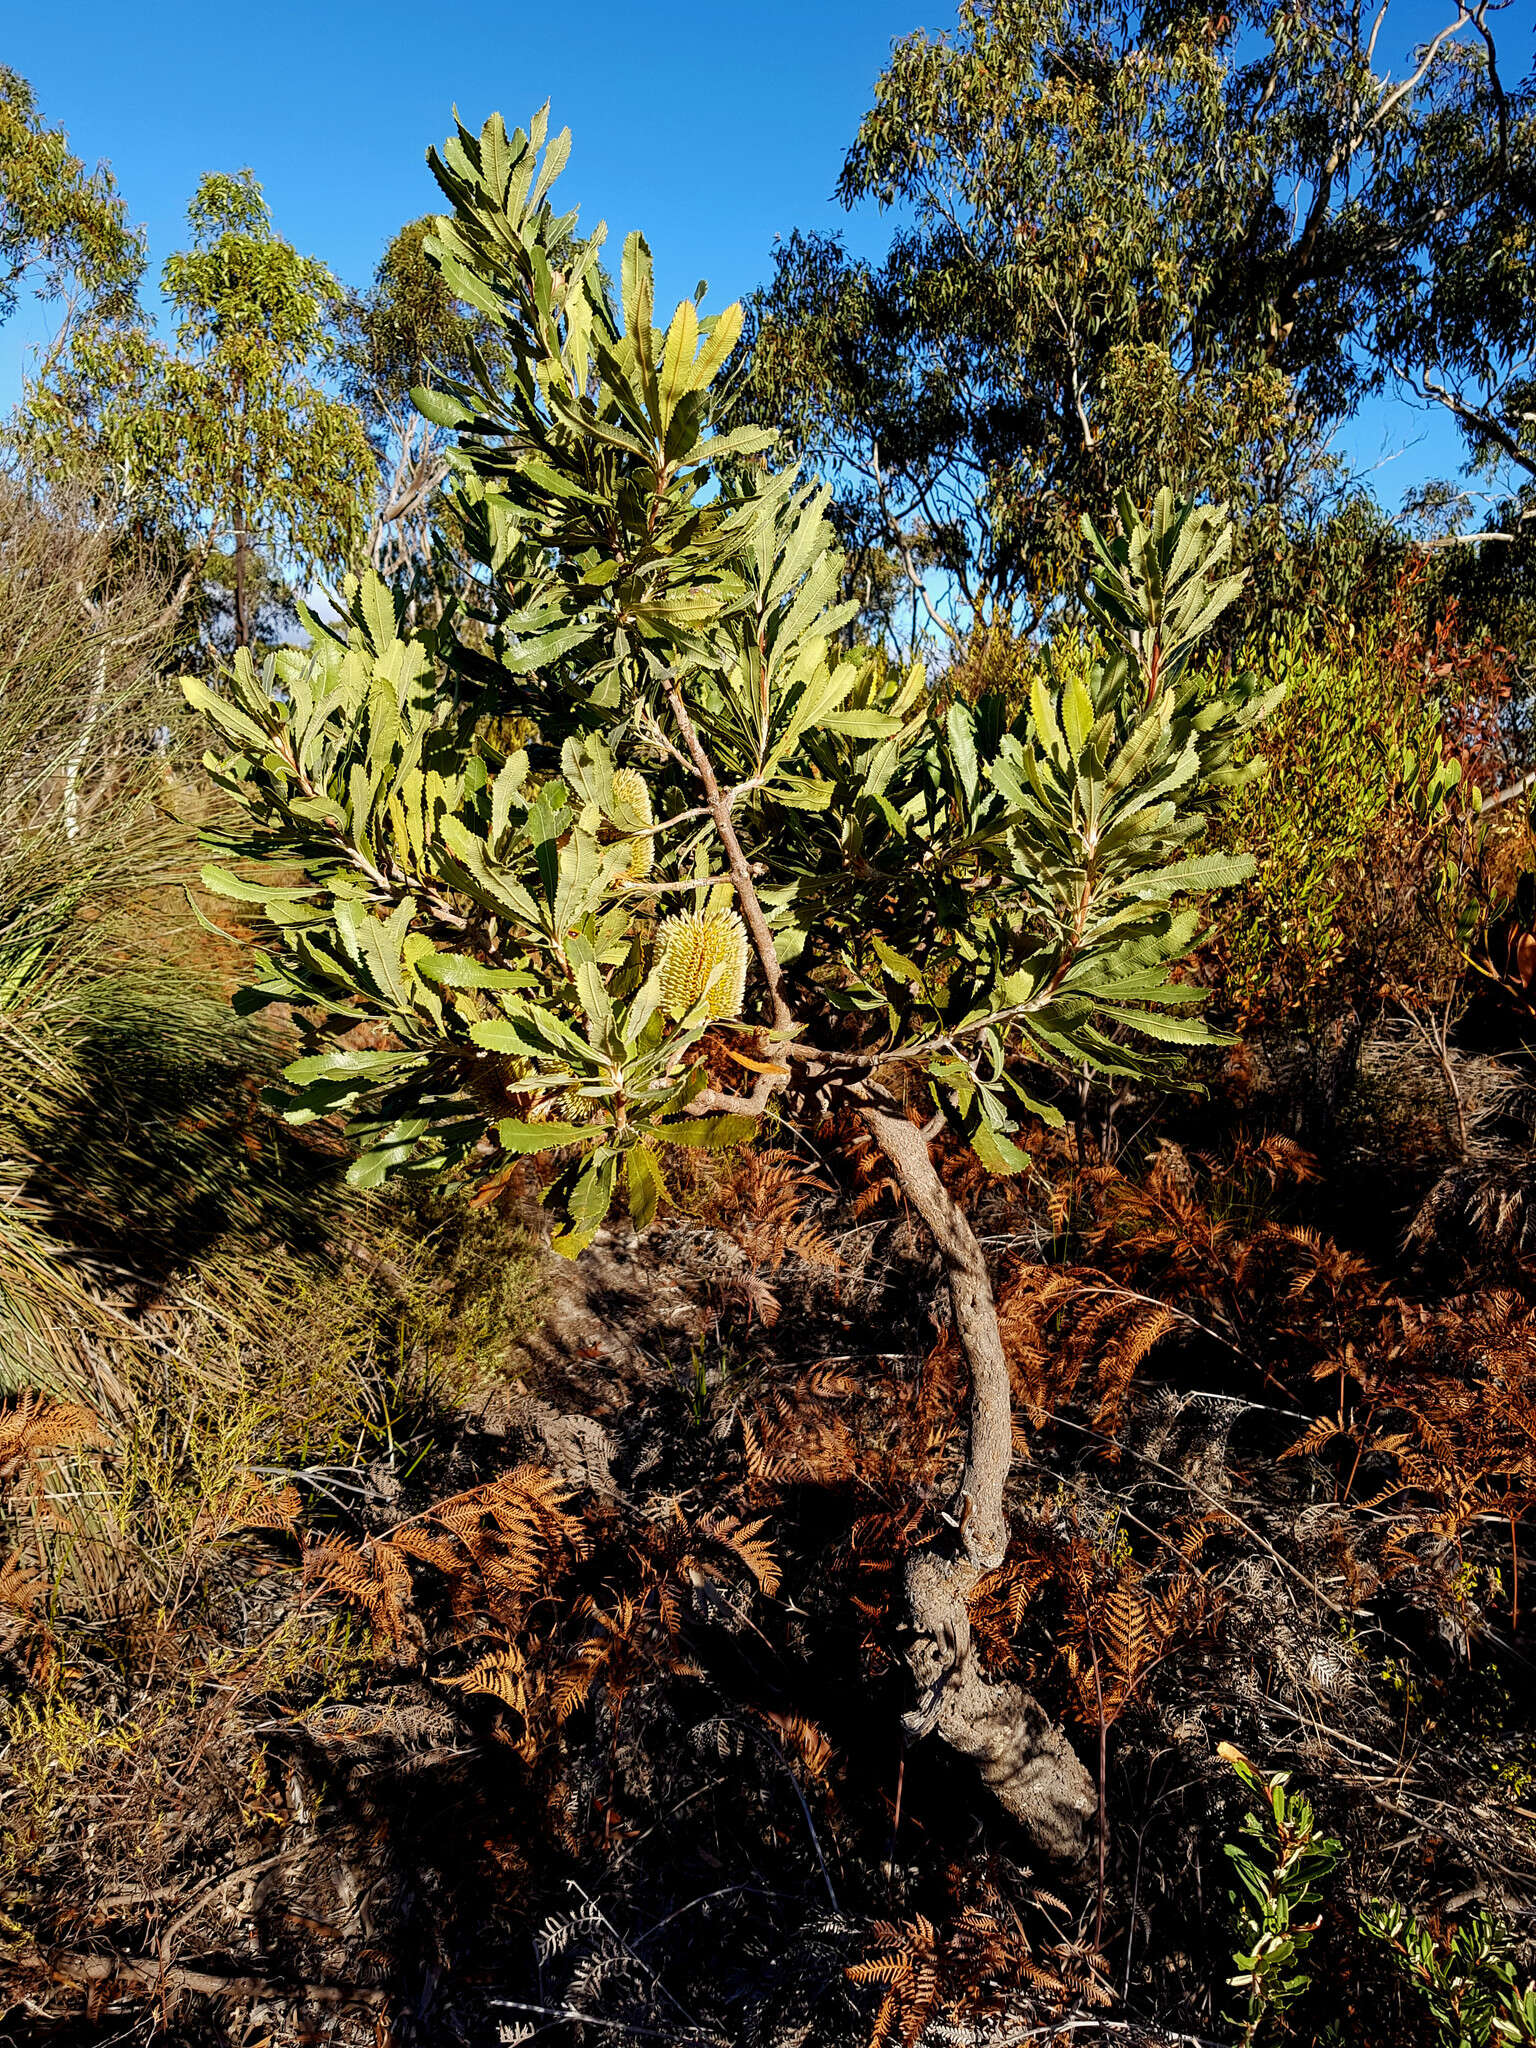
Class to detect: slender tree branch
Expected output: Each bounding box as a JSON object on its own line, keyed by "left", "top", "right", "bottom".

{"left": 661, "top": 677, "right": 793, "bottom": 1037}
{"left": 872, "top": 442, "right": 963, "bottom": 648}
{"left": 44, "top": 1950, "right": 386, "bottom": 2008}
{"left": 1419, "top": 374, "right": 1536, "bottom": 482}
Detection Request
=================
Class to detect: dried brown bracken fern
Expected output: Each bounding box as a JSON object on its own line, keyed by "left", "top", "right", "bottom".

{"left": 995, "top": 1264, "right": 1180, "bottom": 1437}
{"left": 846, "top": 1881, "right": 1108, "bottom": 2047}
{"left": 741, "top": 1365, "right": 863, "bottom": 1487}
{"left": 193, "top": 1474, "right": 301, "bottom": 1540}
{"left": 969, "top": 1510, "right": 1214, "bottom": 1729}
{"left": 0, "top": 1399, "right": 104, "bottom": 1475}
{"left": 304, "top": 1533, "right": 414, "bottom": 1643}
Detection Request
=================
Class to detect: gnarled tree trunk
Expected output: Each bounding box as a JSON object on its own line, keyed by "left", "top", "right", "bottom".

{"left": 670, "top": 669, "right": 1095, "bottom": 1864}
{"left": 859, "top": 1103, "right": 1097, "bottom": 1866}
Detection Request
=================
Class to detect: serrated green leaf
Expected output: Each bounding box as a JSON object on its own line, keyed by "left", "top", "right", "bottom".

{"left": 971, "top": 1123, "right": 1030, "bottom": 1175}
{"left": 872, "top": 936, "right": 923, "bottom": 986}
{"left": 653, "top": 1113, "right": 756, "bottom": 1149}
{"left": 946, "top": 701, "right": 979, "bottom": 803}
{"left": 416, "top": 952, "right": 536, "bottom": 990}
{"left": 498, "top": 1117, "right": 590, "bottom": 1152}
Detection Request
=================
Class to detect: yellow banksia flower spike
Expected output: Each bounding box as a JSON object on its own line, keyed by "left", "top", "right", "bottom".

{"left": 610, "top": 766, "right": 654, "bottom": 881}
{"left": 656, "top": 906, "right": 749, "bottom": 1020}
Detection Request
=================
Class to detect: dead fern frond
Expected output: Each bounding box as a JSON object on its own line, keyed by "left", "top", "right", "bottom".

{"left": 741, "top": 1369, "right": 862, "bottom": 1490}
{"left": 848, "top": 1917, "right": 941, "bottom": 2048}
{"left": 388, "top": 1462, "right": 591, "bottom": 1619}
{"left": 995, "top": 1265, "right": 1178, "bottom": 1434}
{"left": 441, "top": 1640, "right": 535, "bottom": 1755}
{"left": 0, "top": 1550, "right": 41, "bottom": 1615}
{"left": 304, "top": 1535, "right": 413, "bottom": 1643}
{"left": 1101, "top": 1578, "right": 1155, "bottom": 1693}
{"left": 696, "top": 1512, "right": 781, "bottom": 1597}
{"left": 193, "top": 1474, "right": 301, "bottom": 1540}
{"left": 970, "top": 1506, "right": 1215, "bottom": 1725}
{"left": 0, "top": 1398, "right": 103, "bottom": 1472}
{"left": 1284, "top": 1292, "right": 1536, "bottom": 1601}
{"left": 765, "top": 1710, "right": 834, "bottom": 1781}
{"left": 848, "top": 1887, "right": 1092, "bottom": 2047}
{"left": 391, "top": 1523, "right": 465, "bottom": 1572}
{"left": 702, "top": 1146, "right": 841, "bottom": 1274}
{"left": 443, "top": 1640, "right": 529, "bottom": 1703}
{"left": 551, "top": 1590, "right": 669, "bottom": 1727}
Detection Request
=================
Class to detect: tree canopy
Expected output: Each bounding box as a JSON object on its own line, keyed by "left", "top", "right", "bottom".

{"left": 0, "top": 66, "right": 143, "bottom": 340}
{"left": 22, "top": 168, "right": 376, "bottom": 648}
{"left": 737, "top": 0, "right": 1533, "bottom": 639}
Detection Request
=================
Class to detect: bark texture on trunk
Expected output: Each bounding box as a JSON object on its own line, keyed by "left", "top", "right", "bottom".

{"left": 234, "top": 523, "right": 250, "bottom": 650}
{"left": 901, "top": 1547, "right": 1098, "bottom": 1865}
{"left": 859, "top": 1105, "right": 1012, "bottom": 1565}
{"left": 859, "top": 1104, "right": 1097, "bottom": 1865}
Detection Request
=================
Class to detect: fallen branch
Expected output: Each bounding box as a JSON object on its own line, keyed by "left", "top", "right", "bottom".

{"left": 45, "top": 1948, "right": 387, "bottom": 2009}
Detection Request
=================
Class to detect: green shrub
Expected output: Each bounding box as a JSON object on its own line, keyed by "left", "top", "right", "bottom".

{"left": 1361, "top": 1901, "right": 1536, "bottom": 2048}
{"left": 1208, "top": 624, "right": 1473, "bottom": 1026}
{"left": 1219, "top": 1741, "right": 1342, "bottom": 2043}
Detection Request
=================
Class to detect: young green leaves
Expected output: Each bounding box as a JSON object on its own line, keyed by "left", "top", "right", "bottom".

{"left": 191, "top": 103, "right": 1277, "bottom": 1249}
{"left": 1083, "top": 487, "right": 1249, "bottom": 703}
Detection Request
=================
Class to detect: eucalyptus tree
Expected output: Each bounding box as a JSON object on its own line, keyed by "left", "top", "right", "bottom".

{"left": 1376, "top": 35, "right": 1536, "bottom": 504}
{"left": 736, "top": 0, "right": 1529, "bottom": 638}
{"left": 26, "top": 169, "right": 374, "bottom": 650}
{"left": 157, "top": 170, "right": 375, "bottom": 647}
{"left": 189, "top": 110, "right": 1275, "bottom": 1861}
{"left": 0, "top": 66, "right": 144, "bottom": 349}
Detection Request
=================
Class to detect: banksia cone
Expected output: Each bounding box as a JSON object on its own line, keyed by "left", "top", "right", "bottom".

{"left": 610, "top": 767, "right": 654, "bottom": 881}
{"left": 656, "top": 906, "right": 749, "bottom": 1020}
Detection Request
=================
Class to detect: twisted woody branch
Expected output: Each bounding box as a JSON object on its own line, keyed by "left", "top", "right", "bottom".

{"left": 661, "top": 676, "right": 1097, "bottom": 1862}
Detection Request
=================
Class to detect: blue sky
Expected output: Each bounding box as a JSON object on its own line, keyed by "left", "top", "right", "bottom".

{"left": 1, "top": 2, "right": 914, "bottom": 390}
{"left": 2, "top": 0, "right": 1525, "bottom": 513}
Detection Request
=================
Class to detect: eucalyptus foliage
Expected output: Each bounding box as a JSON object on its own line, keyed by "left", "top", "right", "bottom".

{"left": 189, "top": 107, "right": 1276, "bottom": 1253}
{"left": 0, "top": 65, "right": 144, "bottom": 334}
{"left": 737, "top": 0, "right": 1528, "bottom": 630}
{"left": 26, "top": 168, "right": 373, "bottom": 648}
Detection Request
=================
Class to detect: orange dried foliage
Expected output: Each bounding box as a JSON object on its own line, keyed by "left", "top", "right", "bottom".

{"left": 970, "top": 1509, "right": 1215, "bottom": 1729}
{"left": 194, "top": 1475, "right": 302, "bottom": 1541}
{"left": 847, "top": 1880, "right": 1109, "bottom": 2047}
{"left": 996, "top": 1265, "right": 1179, "bottom": 1438}
{"left": 1302, "top": 1292, "right": 1536, "bottom": 1551}
{"left": 0, "top": 1399, "right": 104, "bottom": 1474}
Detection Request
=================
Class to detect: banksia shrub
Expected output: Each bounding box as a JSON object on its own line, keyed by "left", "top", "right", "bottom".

{"left": 610, "top": 767, "right": 654, "bottom": 881}
{"left": 656, "top": 907, "right": 749, "bottom": 1021}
